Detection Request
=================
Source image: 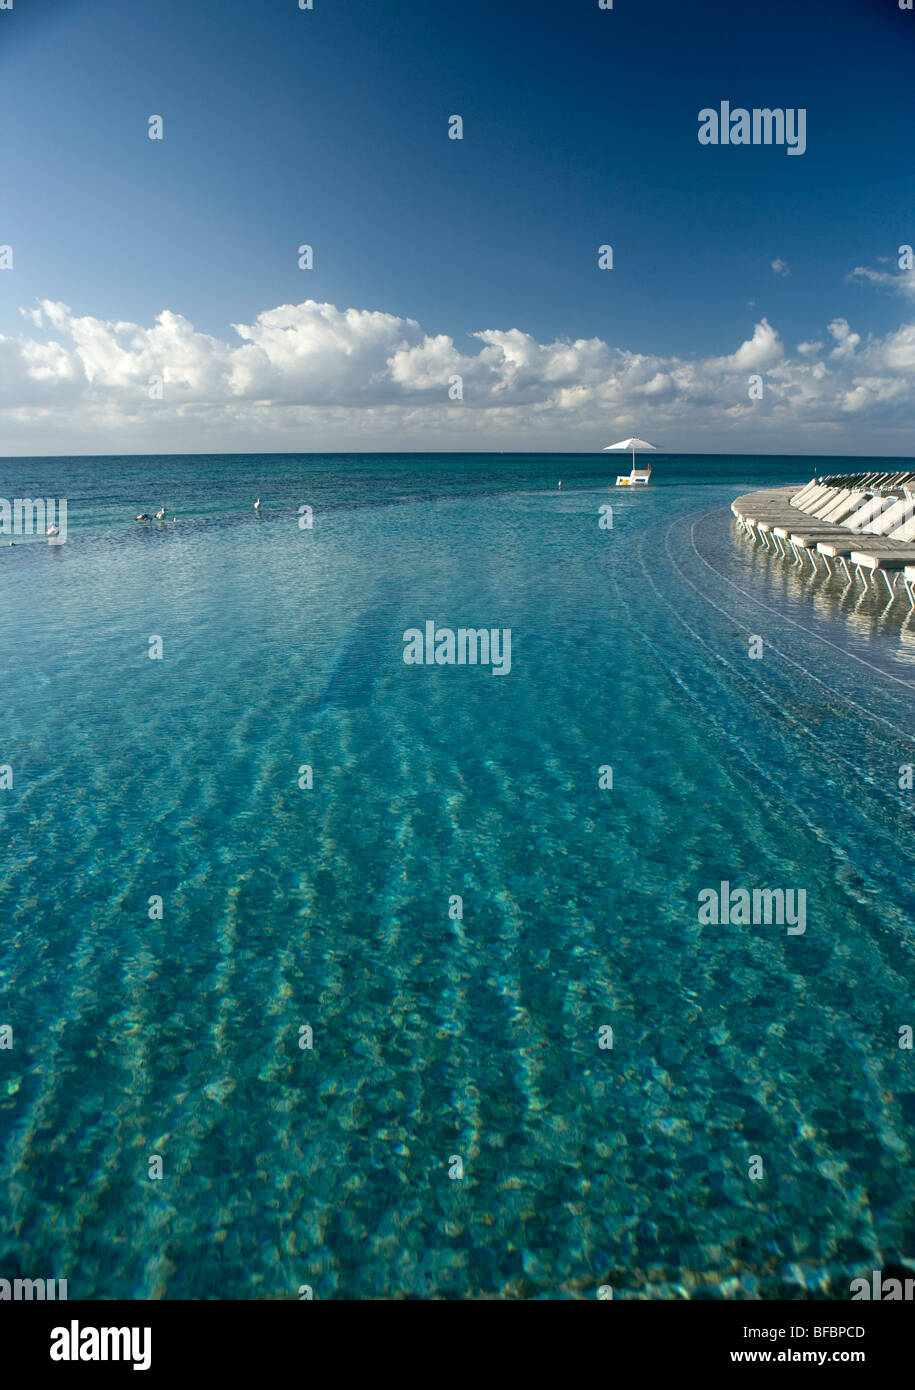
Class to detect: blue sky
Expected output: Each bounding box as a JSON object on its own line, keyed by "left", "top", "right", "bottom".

{"left": 1, "top": 0, "right": 913, "bottom": 454}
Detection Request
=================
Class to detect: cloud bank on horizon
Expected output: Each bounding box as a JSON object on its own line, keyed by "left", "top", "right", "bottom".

{"left": 3, "top": 273, "right": 915, "bottom": 457}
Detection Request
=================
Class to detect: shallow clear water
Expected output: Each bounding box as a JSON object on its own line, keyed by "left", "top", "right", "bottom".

{"left": 1, "top": 452, "right": 914, "bottom": 1299}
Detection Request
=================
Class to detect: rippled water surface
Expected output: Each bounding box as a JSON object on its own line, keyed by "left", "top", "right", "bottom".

{"left": 1, "top": 452, "right": 914, "bottom": 1298}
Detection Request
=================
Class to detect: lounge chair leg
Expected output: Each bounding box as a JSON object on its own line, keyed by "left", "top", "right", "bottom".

{"left": 821, "top": 554, "right": 832, "bottom": 575}
{"left": 839, "top": 556, "right": 852, "bottom": 581}
{"left": 881, "top": 569, "right": 896, "bottom": 599}
{"left": 906, "top": 580, "right": 915, "bottom": 611}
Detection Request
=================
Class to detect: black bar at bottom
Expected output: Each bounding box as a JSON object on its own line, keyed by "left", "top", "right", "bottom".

{"left": 3, "top": 1296, "right": 911, "bottom": 1377}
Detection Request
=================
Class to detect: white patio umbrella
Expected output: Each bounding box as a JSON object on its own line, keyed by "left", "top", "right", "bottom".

{"left": 603, "top": 437, "right": 658, "bottom": 471}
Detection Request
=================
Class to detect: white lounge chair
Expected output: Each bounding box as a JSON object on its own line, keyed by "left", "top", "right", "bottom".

{"left": 841, "top": 494, "right": 899, "bottom": 531}
{"left": 812, "top": 489, "right": 867, "bottom": 523}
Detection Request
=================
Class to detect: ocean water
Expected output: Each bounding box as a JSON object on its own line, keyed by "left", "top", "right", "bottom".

{"left": 1, "top": 451, "right": 914, "bottom": 1300}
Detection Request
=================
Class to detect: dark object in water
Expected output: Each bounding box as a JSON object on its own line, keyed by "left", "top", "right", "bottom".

{"left": 320, "top": 577, "right": 406, "bottom": 710}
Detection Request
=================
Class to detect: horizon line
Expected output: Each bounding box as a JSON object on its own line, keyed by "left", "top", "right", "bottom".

{"left": 2, "top": 449, "right": 915, "bottom": 462}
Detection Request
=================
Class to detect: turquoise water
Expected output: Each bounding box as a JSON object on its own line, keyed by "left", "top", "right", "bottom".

{"left": 1, "top": 452, "right": 914, "bottom": 1300}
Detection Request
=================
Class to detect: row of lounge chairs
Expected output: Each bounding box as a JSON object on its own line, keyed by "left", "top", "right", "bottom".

{"left": 731, "top": 478, "right": 915, "bottom": 606}
{"left": 815, "top": 470, "right": 915, "bottom": 491}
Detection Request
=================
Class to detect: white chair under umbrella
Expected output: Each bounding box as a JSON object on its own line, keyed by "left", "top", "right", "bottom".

{"left": 604, "top": 436, "right": 657, "bottom": 486}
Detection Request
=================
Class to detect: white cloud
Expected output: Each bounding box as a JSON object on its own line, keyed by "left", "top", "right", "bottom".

{"left": 828, "top": 317, "right": 861, "bottom": 360}
{"left": 877, "top": 322, "right": 915, "bottom": 372}
{"left": 728, "top": 318, "right": 784, "bottom": 372}
{"left": 771, "top": 258, "right": 790, "bottom": 277}
{"left": 1, "top": 297, "right": 914, "bottom": 454}
{"left": 848, "top": 264, "right": 915, "bottom": 300}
